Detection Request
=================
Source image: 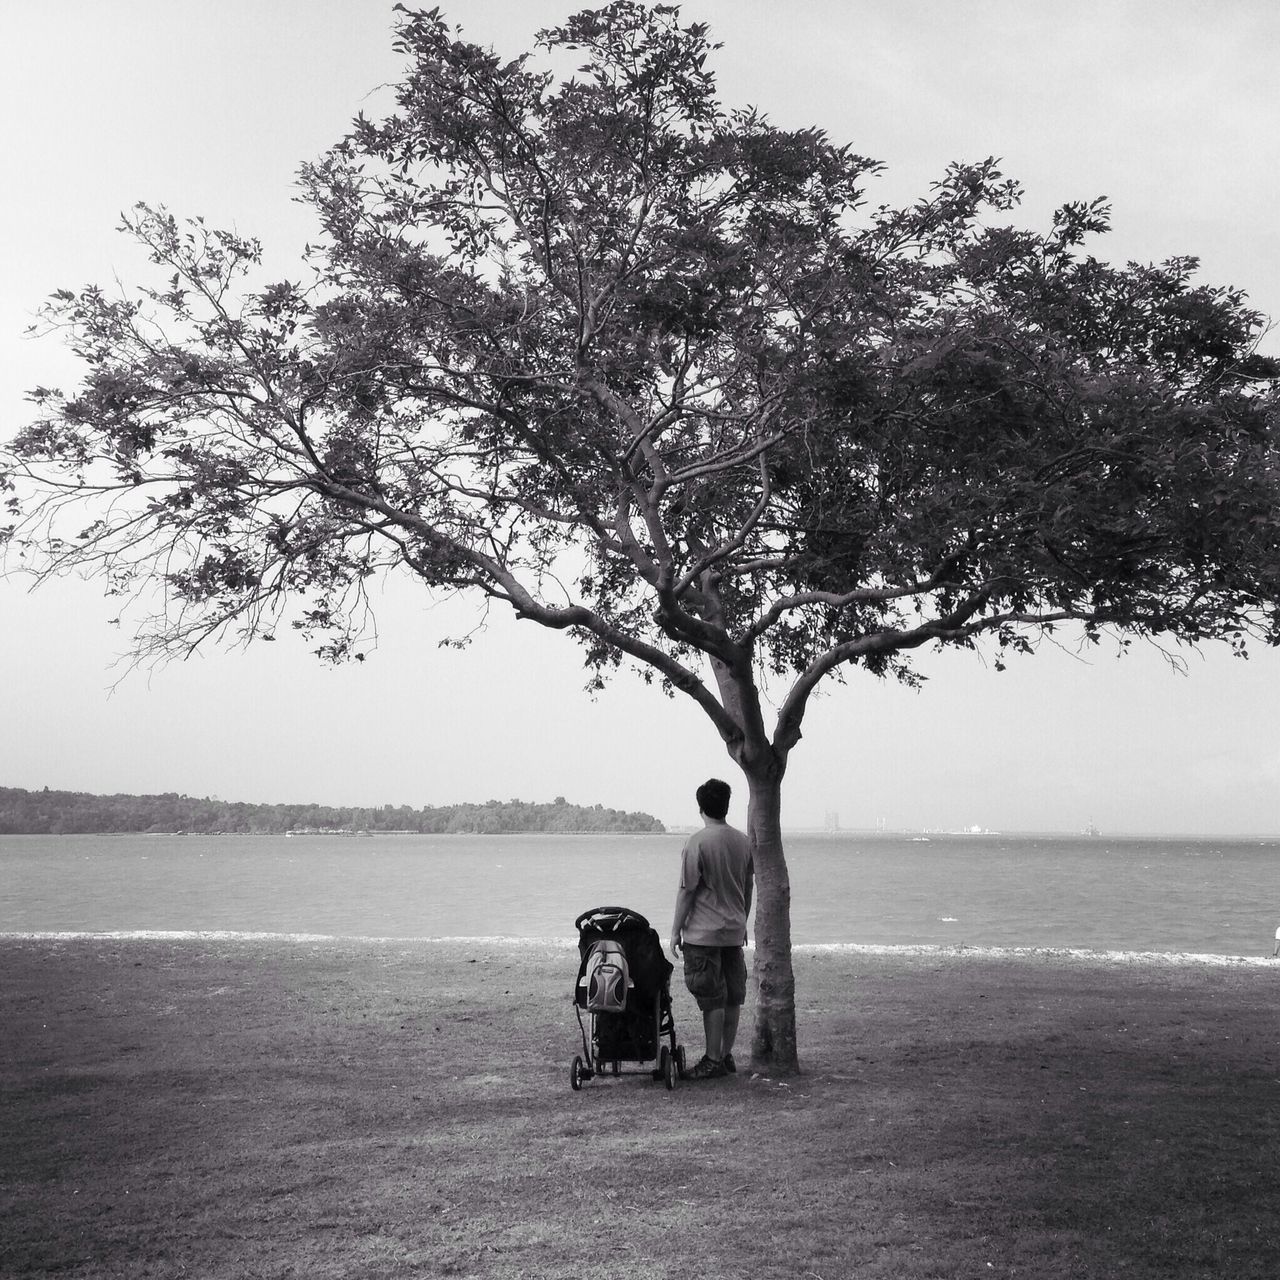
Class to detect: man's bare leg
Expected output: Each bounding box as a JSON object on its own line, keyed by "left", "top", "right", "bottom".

{"left": 722, "top": 1004, "right": 741, "bottom": 1059}
{"left": 703, "top": 1006, "right": 725, "bottom": 1060}
{"left": 701, "top": 1005, "right": 741, "bottom": 1064}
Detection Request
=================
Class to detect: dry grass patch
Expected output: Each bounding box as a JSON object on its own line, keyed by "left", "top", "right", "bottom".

{"left": 2, "top": 937, "right": 1278, "bottom": 1278}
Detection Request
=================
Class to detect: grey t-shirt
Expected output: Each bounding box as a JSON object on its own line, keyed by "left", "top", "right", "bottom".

{"left": 679, "top": 820, "right": 754, "bottom": 946}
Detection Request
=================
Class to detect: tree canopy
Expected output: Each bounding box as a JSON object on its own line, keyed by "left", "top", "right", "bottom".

{"left": 4, "top": 2, "right": 1279, "bottom": 1072}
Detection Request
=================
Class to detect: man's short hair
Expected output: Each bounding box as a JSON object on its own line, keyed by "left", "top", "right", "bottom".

{"left": 696, "top": 778, "right": 732, "bottom": 821}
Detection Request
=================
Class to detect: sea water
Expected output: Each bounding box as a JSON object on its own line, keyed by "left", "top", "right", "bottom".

{"left": 2, "top": 831, "right": 1278, "bottom": 956}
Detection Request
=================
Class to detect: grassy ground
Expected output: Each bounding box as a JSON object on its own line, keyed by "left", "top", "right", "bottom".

{"left": 2, "top": 936, "right": 1279, "bottom": 1279}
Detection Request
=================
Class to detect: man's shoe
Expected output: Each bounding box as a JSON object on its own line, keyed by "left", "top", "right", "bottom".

{"left": 687, "top": 1054, "right": 728, "bottom": 1080}
{"left": 723, "top": 1053, "right": 736, "bottom": 1074}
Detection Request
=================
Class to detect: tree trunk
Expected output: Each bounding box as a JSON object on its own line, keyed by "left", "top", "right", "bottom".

{"left": 744, "top": 768, "right": 800, "bottom": 1075}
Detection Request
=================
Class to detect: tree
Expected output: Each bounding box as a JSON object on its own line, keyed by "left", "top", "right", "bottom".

{"left": 4, "top": 3, "right": 1279, "bottom": 1073}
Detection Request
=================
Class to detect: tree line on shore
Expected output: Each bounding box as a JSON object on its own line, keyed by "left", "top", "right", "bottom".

{"left": 0, "top": 786, "right": 664, "bottom": 835}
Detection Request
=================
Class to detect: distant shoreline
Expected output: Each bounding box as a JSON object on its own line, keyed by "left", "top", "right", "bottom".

{"left": 0, "top": 786, "right": 665, "bottom": 836}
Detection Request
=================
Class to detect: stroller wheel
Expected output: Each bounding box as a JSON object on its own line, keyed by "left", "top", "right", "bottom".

{"left": 675, "top": 1045, "right": 687, "bottom": 1079}
{"left": 660, "top": 1046, "right": 676, "bottom": 1090}
{"left": 570, "top": 1055, "right": 588, "bottom": 1091}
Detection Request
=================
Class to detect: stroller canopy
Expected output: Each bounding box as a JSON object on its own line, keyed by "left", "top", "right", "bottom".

{"left": 574, "top": 906, "right": 673, "bottom": 1003}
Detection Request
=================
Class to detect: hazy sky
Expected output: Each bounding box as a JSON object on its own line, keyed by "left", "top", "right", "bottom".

{"left": 2, "top": 1, "right": 1278, "bottom": 834}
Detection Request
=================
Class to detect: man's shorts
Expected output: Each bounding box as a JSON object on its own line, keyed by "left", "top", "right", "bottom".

{"left": 682, "top": 943, "right": 748, "bottom": 1012}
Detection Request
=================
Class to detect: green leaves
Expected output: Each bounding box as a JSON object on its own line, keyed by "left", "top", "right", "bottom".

{"left": 4, "top": 1, "right": 1279, "bottom": 740}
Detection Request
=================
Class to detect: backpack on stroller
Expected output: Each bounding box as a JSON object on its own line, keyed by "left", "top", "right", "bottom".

{"left": 570, "top": 905, "right": 686, "bottom": 1090}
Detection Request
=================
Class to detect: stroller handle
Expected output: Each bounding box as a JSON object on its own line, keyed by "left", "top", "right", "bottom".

{"left": 574, "top": 905, "right": 651, "bottom": 933}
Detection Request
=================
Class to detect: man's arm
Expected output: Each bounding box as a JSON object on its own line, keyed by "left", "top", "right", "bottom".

{"left": 671, "top": 885, "right": 696, "bottom": 958}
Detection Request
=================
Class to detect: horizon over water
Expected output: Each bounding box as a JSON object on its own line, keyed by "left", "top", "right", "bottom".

{"left": 5, "top": 831, "right": 1280, "bottom": 960}
{"left": 734, "top": 826, "right": 1280, "bottom": 840}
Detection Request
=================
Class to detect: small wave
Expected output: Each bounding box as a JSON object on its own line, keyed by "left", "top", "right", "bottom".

{"left": 2, "top": 931, "right": 1278, "bottom": 967}
{"left": 0, "top": 929, "right": 580, "bottom": 948}
{"left": 798, "top": 942, "right": 1279, "bottom": 967}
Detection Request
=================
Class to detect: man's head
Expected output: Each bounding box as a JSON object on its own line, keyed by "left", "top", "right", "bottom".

{"left": 696, "top": 778, "right": 732, "bottom": 821}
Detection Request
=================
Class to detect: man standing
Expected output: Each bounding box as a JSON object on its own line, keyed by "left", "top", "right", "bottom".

{"left": 670, "top": 778, "right": 754, "bottom": 1080}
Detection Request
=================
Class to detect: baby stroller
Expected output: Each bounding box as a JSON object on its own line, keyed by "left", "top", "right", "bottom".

{"left": 570, "top": 905, "right": 686, "bottom": 1090}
